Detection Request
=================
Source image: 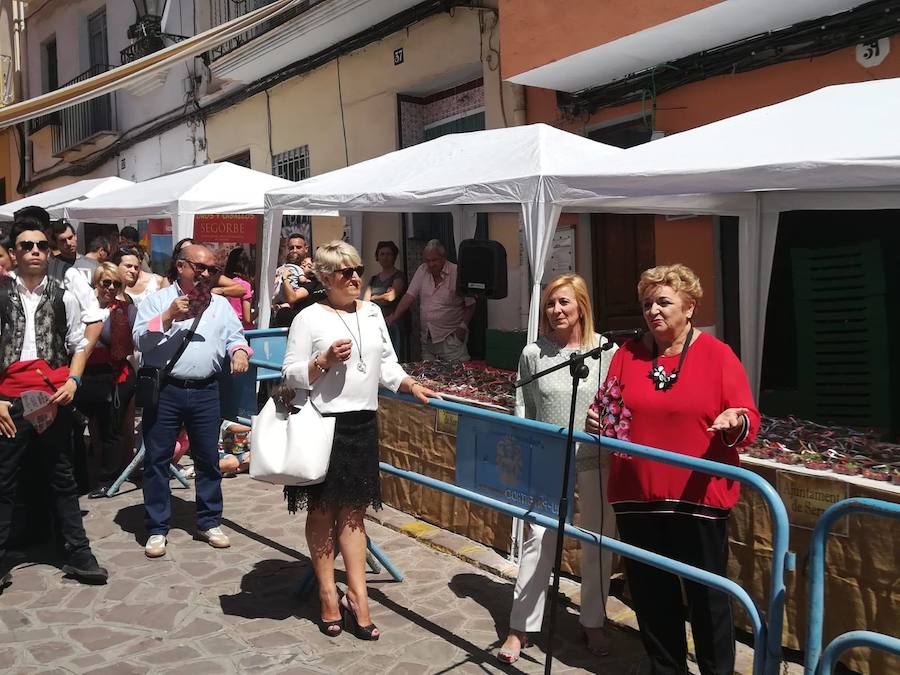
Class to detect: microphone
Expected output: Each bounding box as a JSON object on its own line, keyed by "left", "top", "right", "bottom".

{"left": 600, "top": 328, "right": 645, "bottom": 340}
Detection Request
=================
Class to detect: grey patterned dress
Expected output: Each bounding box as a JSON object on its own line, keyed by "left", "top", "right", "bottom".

{"left": 515, "top": 333, "right": 617, "bottom": 472}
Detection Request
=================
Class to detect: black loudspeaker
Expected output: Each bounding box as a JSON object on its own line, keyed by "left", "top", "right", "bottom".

{"left": 457, "top": 239, "right": 508, "bottom": 299}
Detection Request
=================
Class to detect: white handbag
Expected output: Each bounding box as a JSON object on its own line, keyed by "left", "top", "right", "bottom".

{"left": 249, "top": 391, "right": 336, "bottom": 486}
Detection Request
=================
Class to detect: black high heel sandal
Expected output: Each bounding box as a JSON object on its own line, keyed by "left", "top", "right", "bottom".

{"left": 318, "top": 588, "right": 343, "bottom": 638}
{"left": 340, "top": 596, "right": 380, "bottom": 641}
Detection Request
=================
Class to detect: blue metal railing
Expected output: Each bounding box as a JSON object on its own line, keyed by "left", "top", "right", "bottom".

{"left": 804, "top": 498, "right": 900, "bottom": 675}
{"left": 241, "top": 328, "right": 791, "bottom": 675}
{"left": 380, "top": 391, "right": 791, "bottom": 675}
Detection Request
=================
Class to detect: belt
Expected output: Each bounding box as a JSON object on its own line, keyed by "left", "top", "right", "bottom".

{"left": 164, "top": 375, "right": 217, "bottom": 389}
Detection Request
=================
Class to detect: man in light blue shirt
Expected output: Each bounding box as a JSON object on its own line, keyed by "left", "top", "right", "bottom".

{"left": 133, "top": 244, "right": 251, "bottom": 558}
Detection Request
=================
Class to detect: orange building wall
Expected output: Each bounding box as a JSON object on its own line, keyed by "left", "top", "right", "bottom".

{"left": 499, "top": 0, "right": 721, "bottom": 80}
{"left": 525, "top": 41, "right": 900, "bottom": 133}
{"left": 523, "top": 40, "right": 900, "bottom": 330}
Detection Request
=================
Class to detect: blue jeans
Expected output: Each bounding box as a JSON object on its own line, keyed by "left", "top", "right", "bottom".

{"left": 142, "top": 381, "right": 222, "bottom": 535}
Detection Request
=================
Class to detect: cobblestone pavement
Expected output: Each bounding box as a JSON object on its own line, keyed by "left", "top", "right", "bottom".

{"left": 0, "top": 473, "right": 793, "bottom": 674}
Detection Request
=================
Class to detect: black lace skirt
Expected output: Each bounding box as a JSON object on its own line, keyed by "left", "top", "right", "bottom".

{"left": 284, "top": 410, "right": 381, "bottom": 513}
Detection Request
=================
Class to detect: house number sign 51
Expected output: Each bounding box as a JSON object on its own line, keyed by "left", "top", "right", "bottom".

{"left": 856, "top": 37, "right": 890, "bottom": 68}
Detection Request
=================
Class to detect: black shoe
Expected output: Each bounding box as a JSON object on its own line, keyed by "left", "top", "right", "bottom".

{"left": 339, "top": 595, "right": 380, "bottom": 641}
{"left": 88, "top": 486, "right": 111, "bottom": 499}
{"left": 61, "top": 550, "right": 108, "bottom": 585}
{"left": 0, "top": 570, "right": 10, "bottom": 594}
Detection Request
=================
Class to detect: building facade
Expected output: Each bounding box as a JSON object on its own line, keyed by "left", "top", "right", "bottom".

{"left": 201, "top": 1, "right": 526, "bottom": 355}
{"left": 20, "top": 0, "right": 204, "bottom": 194}
{"left": 499, "top": 0, "right": 900, "bottom": 432}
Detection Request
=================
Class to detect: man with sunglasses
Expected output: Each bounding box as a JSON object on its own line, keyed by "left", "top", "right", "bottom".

{"left": 133, "top": 244, "right": 252, "bottom": 558}
{"left": 13, "top": 207, "right": 104, "bottom": 335}
{"left": 0, "top": 221, "right": 109, "bottom": 592}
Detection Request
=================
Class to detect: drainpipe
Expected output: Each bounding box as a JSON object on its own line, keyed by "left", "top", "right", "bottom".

{"left": 13, "top": 0, "right": 30, "bottom": 195}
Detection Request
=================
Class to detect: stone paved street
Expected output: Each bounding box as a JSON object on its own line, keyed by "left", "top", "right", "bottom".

{"left": 0, "top": 473, "right": 787, "bottom": 674}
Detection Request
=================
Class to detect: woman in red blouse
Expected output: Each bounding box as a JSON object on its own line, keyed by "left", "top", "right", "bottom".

{"left": 587, "top": 264, "right": 759, "bottom": 675}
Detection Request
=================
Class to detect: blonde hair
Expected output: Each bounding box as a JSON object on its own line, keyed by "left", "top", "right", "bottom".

{"left": 637, "top": 263, "right": 703, "bottom": 306}
{"left": 92, "top": 261, "right": 123, "bottom": 286}
{"left": 314, "top": 240, "right": 362, "bottom": 278}
{"left": 538, "top": 273, "right": 597, "bottom": 349}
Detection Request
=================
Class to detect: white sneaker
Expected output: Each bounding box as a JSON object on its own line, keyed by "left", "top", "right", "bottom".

{"left": 145, "top": 535, "right": 167, "bottom": 558}
{"left": 197, "top": 526, "right": 230, "bottom": 549}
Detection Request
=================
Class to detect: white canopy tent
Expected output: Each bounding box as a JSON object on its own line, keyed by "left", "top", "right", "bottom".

{"left": 551, "top": 77, "right": 900, "bottom": 398}
{"left": 64, "top": 163, "right": 300, "bottom": 244}
{"left": 262, "top": 123, "right": 623, "bottom": 335}
{"left": 0, "top": 176, "right": 134, "bottom": 221}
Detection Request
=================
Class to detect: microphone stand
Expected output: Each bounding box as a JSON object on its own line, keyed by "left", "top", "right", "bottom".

{"left": 515, "top": 331, "right": 628, "bottom": 674}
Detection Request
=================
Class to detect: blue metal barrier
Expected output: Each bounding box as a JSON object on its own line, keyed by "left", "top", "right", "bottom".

{"left": 239, "top": 328, "right": 791, "bottom": 675}
{"left": 804, "top": 498, "right": 900, "bottom": 675}
{"left": 815, "top": 631, "right": 900, "bottom": 675}
{"left": 379, "top": 391, "right": 791, "bottom": 675}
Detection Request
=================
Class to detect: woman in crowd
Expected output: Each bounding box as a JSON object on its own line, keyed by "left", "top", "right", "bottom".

{"left": 224, "top": 247, "right": 255, "bottom": 329}
{"left": 280, "top": 240, "right": 437, "bottom": 640}
{"left": 121, "top": 247, "right": 163, "bottom": 304}
{"left": 498, "top": 273, "right": 617, "bottom": 664}
{"left": 586, "top": 263, "right": 759, "bottom": 675}
{"left": 77, "top": 263, "right": 138, "bottom": 498}
{"left": 273, "top": 255, "right": 325, "bottom": 328}
{"left": 363, "top": 240, "right": 406, "bottom": 360}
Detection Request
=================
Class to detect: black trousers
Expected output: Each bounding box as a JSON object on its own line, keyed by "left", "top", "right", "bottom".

{"left": 616, "top": 512, "right": 735, "bottom": 675}
{"left": 0, "top": 399, "right": 90, "bottom": 563}
{"left": 75, "top": 366, "right": 136, "bottom": 484}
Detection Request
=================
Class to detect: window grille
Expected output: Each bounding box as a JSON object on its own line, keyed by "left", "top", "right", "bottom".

{"left": 273, "top": 145, "right": 311, "bottom": 233}
{"left": 271, "top": 145, "right": 310, "bottom": 182}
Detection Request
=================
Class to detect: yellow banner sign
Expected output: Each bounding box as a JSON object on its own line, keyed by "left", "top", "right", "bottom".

{"left": 776, "top": 471, "right": 849, "bottom": 535}
{"left": 434, "top": 409, "right": 458, "bottom": 436}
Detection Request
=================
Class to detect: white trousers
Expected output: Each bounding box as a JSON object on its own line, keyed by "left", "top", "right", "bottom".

{"left": 508, "top": 454, "right": 616, "bottom": 632}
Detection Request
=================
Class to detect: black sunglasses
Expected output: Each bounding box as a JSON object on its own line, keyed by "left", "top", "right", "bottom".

{"left": 183, "top": 259, "right": 222, "bottom": 276}
{"left": 17, "top": 240, "right": 50, "bottom": 252}
{"left": 99, "top": 279, "right": 123, "bottom": 289}
{"left": 337, "top": 266, "right": 365, "bottom": 280}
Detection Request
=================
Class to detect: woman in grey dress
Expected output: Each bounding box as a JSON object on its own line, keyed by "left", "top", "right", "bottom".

{"left": 498, "top": 273, "right": 618, "bottom": 664}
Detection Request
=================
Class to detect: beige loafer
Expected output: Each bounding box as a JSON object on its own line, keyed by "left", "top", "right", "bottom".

{"left": 197, "top": 526, "right": 230, "bottom": 549}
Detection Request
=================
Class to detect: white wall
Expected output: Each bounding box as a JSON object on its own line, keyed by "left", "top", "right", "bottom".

{"left": 24, "top": 0, "right": 202, "bottom": 182}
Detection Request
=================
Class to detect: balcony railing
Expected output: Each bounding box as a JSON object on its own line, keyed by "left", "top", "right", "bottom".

{"left": 207, "top": 0, "right": 315, "bottom": 62}
{"left": 121, "top": 32, "right": 189, "bottom": 65}
{"left": 28, "top": 111, "right": 61, "bottom": 135}
{"left": 51, "top": 65, "right": 117, "bottom": 156}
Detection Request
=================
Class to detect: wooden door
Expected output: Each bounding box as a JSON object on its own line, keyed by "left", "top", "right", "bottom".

{"left": 591, "top": 213, "right": 655, "bottom": 331}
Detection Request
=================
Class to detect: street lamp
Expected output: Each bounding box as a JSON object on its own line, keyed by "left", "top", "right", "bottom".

{"left": 123, "top": 1, "right": 187, "bottom": 64}
{"left": 128, "top": 0, "right": 166, "bottom": 41}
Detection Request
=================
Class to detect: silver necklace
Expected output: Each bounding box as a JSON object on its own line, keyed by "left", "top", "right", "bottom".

{"left": 332, "top": 303, "right": 367, "bottom": 373}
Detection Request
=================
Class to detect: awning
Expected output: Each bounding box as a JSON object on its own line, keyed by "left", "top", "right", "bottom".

{"left": 64, "top": 162, "right": 300, "bottom": 243}
{"left": 0, "top": 176, "right": 134, "bottom": 221}
{"left": 0, "top": 0, "right": 304, "bottom": 128}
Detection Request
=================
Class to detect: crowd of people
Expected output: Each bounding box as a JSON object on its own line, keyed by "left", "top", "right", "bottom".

{"left": 0, "top": 205, "right": 760, "bottom": 673}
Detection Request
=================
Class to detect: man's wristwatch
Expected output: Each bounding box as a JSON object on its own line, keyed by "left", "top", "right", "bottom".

{"left": 67, "top": 375, "right": 82, "bottom": 389}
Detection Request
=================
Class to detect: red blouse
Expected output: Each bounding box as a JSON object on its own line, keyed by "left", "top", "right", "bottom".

{"left": 604, "top": 333, "right": 760, "bottom": 515}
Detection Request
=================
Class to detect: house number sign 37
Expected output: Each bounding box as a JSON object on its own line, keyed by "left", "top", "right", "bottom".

{"left": 856, "top": 37, "right": 890, "bottom": 68}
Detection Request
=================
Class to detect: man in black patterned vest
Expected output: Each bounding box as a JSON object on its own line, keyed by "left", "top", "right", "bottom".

{"left": 0, "top": 220, "right": 108, "bottom": 592}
